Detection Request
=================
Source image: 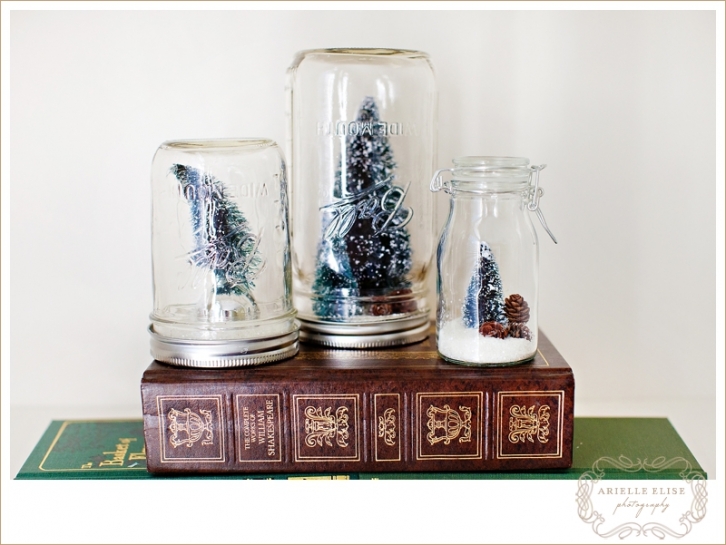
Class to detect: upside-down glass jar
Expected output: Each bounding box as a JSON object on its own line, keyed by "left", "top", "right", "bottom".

{"left": 431, "top": 157, "right": 557, "bottom": 366}
{"left": 149, "top": 139, "right": 298, "bottom": 367}
{"left": 286, "top": 48, "right": 437, "bottom": 348}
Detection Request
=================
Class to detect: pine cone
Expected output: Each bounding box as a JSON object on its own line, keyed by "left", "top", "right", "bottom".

{"left": 389, "top": 288, "right": 418, "bottom": 314}
{"left": 370, "top": 297, "right": 392, "bottom": 316}
{"left": 504, "top": 294, "right": 530, "bottom": 323}
{"left": 507, "top": 322, "right": 533, "bottom": 341}
{"left": 479, "top": 321, "right": 507, "bottom": 339}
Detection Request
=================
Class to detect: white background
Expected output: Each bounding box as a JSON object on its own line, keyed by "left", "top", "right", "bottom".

{"left": 3, "top": 3, "right": 724, "bottom": 544}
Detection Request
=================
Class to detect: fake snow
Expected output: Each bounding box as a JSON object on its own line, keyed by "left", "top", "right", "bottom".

{"left": 437, "top": 319, "right": 536, "bottom": 365}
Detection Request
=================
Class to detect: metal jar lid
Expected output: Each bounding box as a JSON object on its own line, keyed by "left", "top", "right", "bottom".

{"left": 149, "top": 324, "right": 299, "bottom": 368}
{"left": 297, "top": 314, "right": 430, "bottom": 349}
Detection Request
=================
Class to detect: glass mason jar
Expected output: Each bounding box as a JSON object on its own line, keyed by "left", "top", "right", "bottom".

{"left": 286, "top": 48, "right": 437, "bottom": 348}
{"left": 149, "top": 139, "right": 298, "bottom": 367}
{"left": 430, "top": 157, "right": 557, "bottom": 366}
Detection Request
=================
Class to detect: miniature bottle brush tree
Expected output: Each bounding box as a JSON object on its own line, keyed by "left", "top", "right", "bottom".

{"left": 172, "top": 164, "right": 262, "bottom": 317}
{"left": 312, "top": 97, "right": 414, "bottom": 320}
{"left": 437, "top": 241, "right": 535, "bottom": 365}
{"left": 463, "top": 241, "right": 533, "bottom": 341}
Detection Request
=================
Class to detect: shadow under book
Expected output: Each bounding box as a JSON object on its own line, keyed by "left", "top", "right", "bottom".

{"left": 140, "top": 330, "right": 575, "bottom": 474}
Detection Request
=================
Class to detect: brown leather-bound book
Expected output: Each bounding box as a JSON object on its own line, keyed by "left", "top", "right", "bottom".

{"left": 141, "top": 329, "right": 574, "bottom": 474}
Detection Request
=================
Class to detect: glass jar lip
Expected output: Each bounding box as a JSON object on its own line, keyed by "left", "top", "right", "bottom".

{"left": 159, "top": 138, "right": 276, "bottom": 151}
{"left": 453, "top": 156, "right": 530, "bottom": 168}
{"left": 450, "top": 156, "right": 533, "bottom": 185}
{"left": 298, "top": 47, "right": 429, "bottom": 58}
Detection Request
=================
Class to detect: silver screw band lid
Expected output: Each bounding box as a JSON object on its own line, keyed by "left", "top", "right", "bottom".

{"left": 298, "top": 314, "right": 430, "bottom": 349}
{"left": 149, "top": 324, "right": 299, "bottom": 368}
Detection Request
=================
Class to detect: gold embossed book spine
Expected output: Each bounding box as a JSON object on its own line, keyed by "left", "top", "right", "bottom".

{"left": 141, "top": 331, "right": 574, "bottom": 473}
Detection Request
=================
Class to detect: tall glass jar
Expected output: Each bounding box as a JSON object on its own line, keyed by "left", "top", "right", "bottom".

{"left": 431, "top": 157, "right": 557, "bottom": 366}
{"left": 286, "top": 48, "right": 437, "bottom": 348}
{"left": 149, "top": 139, "right": 298, "bottom": 367}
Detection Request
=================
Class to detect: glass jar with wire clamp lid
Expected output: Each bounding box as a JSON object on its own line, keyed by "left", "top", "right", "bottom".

{"left": 430, "top": 156, "right": 557, "bottom": 366}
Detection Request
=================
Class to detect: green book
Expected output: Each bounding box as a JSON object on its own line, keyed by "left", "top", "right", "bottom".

{"left": 15, "top": 417, "right": 705, "bottom": 480}
{"left": 16, "top": 420, "right": 150, "bottom": 480}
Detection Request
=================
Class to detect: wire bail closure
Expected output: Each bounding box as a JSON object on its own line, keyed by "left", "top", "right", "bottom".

{"left": 429, "top": 164, "right": 558, "bottom": 244}
{"left": 527, "top": 165, "right": 558, "bottom": 244}
{"left": 430, "top": 168, "right": 452, "bottom": 192}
